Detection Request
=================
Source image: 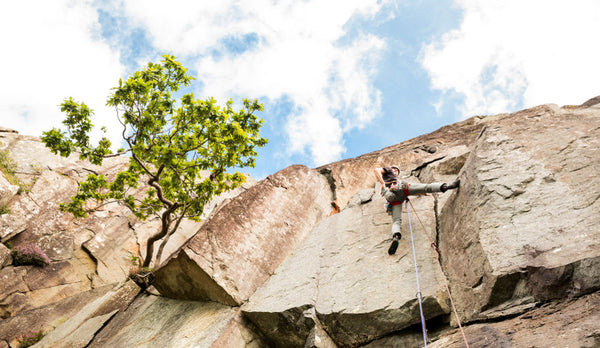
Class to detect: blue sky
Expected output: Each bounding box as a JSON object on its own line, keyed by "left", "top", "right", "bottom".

{"left": 1, "top": 0, "right": 599, "bottom": 179}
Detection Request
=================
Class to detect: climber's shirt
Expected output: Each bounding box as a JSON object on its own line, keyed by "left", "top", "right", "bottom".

{"left": 382, "top": 166, "right": 399, "bottom": 187}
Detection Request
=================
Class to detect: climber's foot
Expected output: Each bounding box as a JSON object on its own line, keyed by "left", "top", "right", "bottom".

{"left": 442, "top": 179, "right": 460, "bottom": 192}
{"left": 387, "top": 232, "right": 401, "bottom": 255}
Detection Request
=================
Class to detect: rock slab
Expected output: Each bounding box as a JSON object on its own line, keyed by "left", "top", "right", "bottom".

{"left": 154, "top": 165, "right": 333, "bottom": 305}
{"left": 244, "top": 184, "right": 457, "bottom": 347}
{"left": 88, "top": 294, "right": 267, "bottom": 348}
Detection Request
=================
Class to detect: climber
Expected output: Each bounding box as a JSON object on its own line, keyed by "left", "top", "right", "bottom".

{"left": 373, "top": 165, "right": 460, "bottom": 255}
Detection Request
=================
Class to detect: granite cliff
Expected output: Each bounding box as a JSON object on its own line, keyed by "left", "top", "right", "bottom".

{"left": 0, "top": 96, "right": 599, "bottom": 347}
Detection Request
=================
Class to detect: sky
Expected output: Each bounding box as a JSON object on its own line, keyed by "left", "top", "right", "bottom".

{"left": 1, "top": 0, "right": 599, "bottom": 179}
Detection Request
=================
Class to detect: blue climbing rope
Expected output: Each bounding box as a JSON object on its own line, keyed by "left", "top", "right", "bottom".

{"left": 406, "top": 199, "right": 428, "bottom": 347}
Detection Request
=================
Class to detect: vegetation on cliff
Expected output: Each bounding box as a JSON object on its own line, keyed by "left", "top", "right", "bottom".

{"left": 41, "top": 55, "right": 268, "bottom": 268}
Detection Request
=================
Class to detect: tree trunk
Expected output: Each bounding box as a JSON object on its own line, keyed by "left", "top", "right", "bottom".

{"left": 155, "top": 207, "right": 188, "bottom": 267}
{"left": 142, "top": 226, "right": 167, "bottom": 268}
{"left": 142, "top": 204, "right": 178, "bottom": 268}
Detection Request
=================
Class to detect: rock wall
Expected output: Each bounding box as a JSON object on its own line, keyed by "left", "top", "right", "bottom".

{"left": 0, "top": 97, "right": 599, "bottom": 347}
{"left": 0, "top": 127, "right": 254, "bottom": 346}
{"left": 153, "top": 164, "right": 333, "bottom": 305}
{"left": 440, "top": 103, "right": 600, "bottom": 324}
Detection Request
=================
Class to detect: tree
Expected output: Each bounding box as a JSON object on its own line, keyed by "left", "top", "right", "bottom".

{"left": 42, "top": 55, "right": 268, "bottom": 268}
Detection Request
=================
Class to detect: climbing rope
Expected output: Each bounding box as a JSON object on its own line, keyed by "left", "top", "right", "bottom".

{"left": 407, "top": 199, "right": 470, "bottom": 348}
{"left": 406, "top": 199, "right": 429, "bottom": 347}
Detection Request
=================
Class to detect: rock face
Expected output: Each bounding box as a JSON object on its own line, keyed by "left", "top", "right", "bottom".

{"left": 316, "top": 119, "right": 480, "bottom": 211}
{"left": 32, "top": 280, "right": 140, "bottom": 348}
{"left": 428, "top": 290, "right": 600, "bottom": 348}
{"left": 242, "top": 187, "right": 453, "bottom": 347}
{"left": 0, "top": 282, "right": 137, "bottom": 348}
{"left": 87, "top": 294, "right": 268, "bottom": 348}
{"left": 1, "top": 96, "right": 600, "bottom": 347}
{"left": 153, "top": 164, "right": 333, "bottom": 305}
{"left": 0, "top": 127, "right": 255, "bottom": 345}
{"left": 440, "top": 104, "right": 600, "bottom": 323}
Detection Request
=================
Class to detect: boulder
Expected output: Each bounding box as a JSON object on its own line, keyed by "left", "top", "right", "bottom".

{"left": 153, "top": 165, "right": 333, "bottom": 305}
{"left": 439, "top": 104, "right": 600, "bottom": 323}
{"left": 87, "top": 294, "right": 267, "bottom": 348}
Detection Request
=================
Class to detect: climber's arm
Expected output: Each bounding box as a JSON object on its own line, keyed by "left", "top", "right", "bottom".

{"left": 373, "top": 168, "right": 386, "bottom": 186}
{"left": 373, "top": 168, "right": 387, "bottom": 195}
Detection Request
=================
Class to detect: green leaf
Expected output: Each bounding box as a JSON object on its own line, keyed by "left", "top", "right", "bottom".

{"left": 43, "top": 55, "right": 268, "bottom": 268}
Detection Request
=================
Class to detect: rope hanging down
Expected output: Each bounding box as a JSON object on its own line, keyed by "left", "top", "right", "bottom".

{"left": 407, "top": 199, "right": 470, "bottom": 348}
{"left": 406, "top": 199, "right": 429, "bottom": 347}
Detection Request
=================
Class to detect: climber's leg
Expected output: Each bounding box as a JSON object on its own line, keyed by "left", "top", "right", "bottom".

{"left": 391, "top": 202, "right": 403, "bottom": 236}
{"left": 407, "top": 182, "right": 445, "bottom": 195}
{"left": 388, "top": 202, "right": 403, "bottom": 255}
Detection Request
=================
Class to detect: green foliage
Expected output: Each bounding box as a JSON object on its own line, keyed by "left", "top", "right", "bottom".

{"left": 0, "top": 149, "right": 35, "bottom": 194}
{"left": 42, "top": 55, "right": 268, "bottom": 268}
{"left": 16, "top": 326, "right": 45, "bottom": 348}
{"left": 130, "top": 254, "right": 140, "bottom": 266}
{"left": 41, "top": 98, "right": 111, "bottom": 165}
{"left": 0, "top": 149, "right": 19, "bottom": 185}
{"left": 0, "top": 204, "right": 9, "bottom": 215}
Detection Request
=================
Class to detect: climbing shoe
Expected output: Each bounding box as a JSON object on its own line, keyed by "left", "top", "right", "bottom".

{"left": 441, "top": 179, "right": 460, "bottom": 192}
{"left": 387, "top": 232, "right": 402, "bottom": 255}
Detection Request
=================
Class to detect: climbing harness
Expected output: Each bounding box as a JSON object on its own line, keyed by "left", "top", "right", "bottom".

{"left": 385, "top": 181, "right": 410, "bottom": 214}
{"left": 386, "top": 181, "right": 410, "bottom": 198}
{"left": 402, "top": 182, "right": 410, "bottom": 197}
{"left": 406, "top": 199, "right": 470, "bottom": 348}
{"left": 406, "top": 199, "right": 428, "bottom": 346}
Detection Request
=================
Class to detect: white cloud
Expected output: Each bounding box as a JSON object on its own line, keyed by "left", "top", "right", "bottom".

{"left": 0, "top": 1, "right": 125, "bottom": 149}
{"left": 0, "top": 0, "right": 390, "bottom": 166}
{"left": 421, "top": 0, "right": 600, "bottom": 117}
{"left": 122, "top": 0, "right": 388, "bottom": 165}
{"left": 287, "top": 102, "right": 345, "bottom": 165}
